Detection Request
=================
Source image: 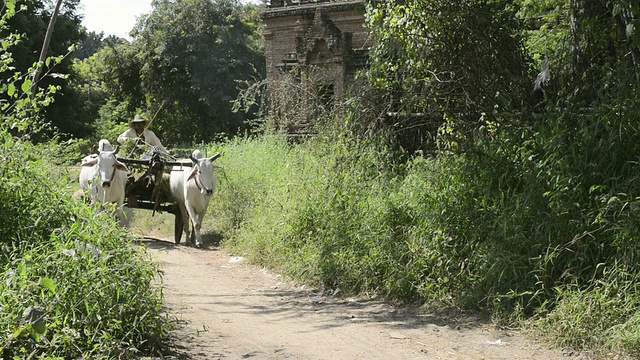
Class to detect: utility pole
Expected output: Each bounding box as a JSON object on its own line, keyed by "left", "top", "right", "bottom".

{"left": 30, "top": 0, "right": 64, "bottom": 97}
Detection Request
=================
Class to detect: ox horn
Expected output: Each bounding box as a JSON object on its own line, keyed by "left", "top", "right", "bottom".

{"left": 210, "top": 152, "right": 222, "bottom": 162}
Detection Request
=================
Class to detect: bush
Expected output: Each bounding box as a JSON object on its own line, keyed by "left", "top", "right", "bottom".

{"left": 216, "top": 130, "right": 482, "bottom": 304}
{"left": 0, "top": 133, "right": 169, "bottom": 358}
{"left": 215, "top": 97, "right": 640, "bottom": 355}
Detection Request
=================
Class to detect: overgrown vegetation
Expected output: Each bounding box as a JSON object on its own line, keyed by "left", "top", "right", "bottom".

{"left": 4, "top": 0, "right": 640, "bottom": 357}
{"left": 0, "top": 4, "right": 170, "bottom": 357}
{"left": 0, "top": 134, "right": 169, "bottom": 359}
{"left": 210, "top": 0, "right": 640, "bottom": 358}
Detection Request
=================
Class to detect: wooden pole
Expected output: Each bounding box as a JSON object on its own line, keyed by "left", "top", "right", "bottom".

{"left": 30, "top": 0, "right": 64, "bottom": 97}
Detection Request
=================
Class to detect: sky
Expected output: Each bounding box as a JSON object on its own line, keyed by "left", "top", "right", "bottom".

{"left": 80, "top": 0, "right": 153, "bottom": 40}
{"left": 80, "top": 0, "right": 259, "bottom": 40}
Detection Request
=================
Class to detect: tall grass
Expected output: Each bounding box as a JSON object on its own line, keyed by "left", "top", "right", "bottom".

{"left": 215, "top": 131, "right": 481, "bottom": 303}
{"left": 213, "top": 134, "right": 326, "bottom": 270}
{"left": 521, "top": 86, "right": 640, "bottom": 356}
{"left": 0, "top": 132, "right": 169, "bottom": 358}
{"left": 214, "top": 88, "right": 640, "bottom": 356}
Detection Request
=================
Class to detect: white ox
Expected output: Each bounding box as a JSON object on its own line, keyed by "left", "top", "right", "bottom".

{"left": 79, "top": 139, "right": 129, "bottom": 222}
{"left": 170, "top": 150, "right": 222, "bottom": 247}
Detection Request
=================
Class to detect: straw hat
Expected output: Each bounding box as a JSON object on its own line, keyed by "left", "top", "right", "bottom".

{"left": 129, "top": 114, "right": 148, "bottom": 126}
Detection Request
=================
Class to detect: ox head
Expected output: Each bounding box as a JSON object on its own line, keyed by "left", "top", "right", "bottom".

{"left": 82, "top": 144, "right": 128, "bottom": 188}
{"left": 98, "top": 139, "right": 114, "bottom": 152}
{"left": 188, "top": 150, "right": 221, "bottom": 196}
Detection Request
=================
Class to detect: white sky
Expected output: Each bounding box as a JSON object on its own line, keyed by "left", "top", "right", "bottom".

{"left": 79, "top": 0, "right": 259, "bottom": 40}
{"left": 80, "top": 0, "right": 153, "bottom": 40}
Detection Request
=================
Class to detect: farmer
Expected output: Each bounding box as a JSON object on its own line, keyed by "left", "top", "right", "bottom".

{"left": 117, "top": 114, "right": 165, "bottom": 151}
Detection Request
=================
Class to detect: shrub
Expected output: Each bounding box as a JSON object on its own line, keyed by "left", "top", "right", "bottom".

{"left": 0, "top": 133, "right": 169, "bottom": 358}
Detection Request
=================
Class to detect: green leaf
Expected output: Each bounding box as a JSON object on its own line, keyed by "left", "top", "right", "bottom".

{"left": 21, "top": 79, "right": 32, "bottom": 94}
{"left": 612, "top": 3, "right": 621, "bottom": 16}
{"left": 7, "top": 83, "right": 15, "bottom": 97}
{"left": 11, "top": 326, "right": 29, "bottom": 340}
{"left": 40, "top": 277, "right": 57, "bottom": 294}
{"left": 626, "top": 23, "right": 635, "bottom": 38}
{"left": 17, "top": 261, "right": 26, "bottom": 277}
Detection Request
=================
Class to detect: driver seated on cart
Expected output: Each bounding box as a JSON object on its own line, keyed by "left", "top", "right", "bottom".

{"left": 117, "top": 114, "right": 171, "bottom": 197}
{"left": 117, "top": 114, "right": 167, "bottom": 154}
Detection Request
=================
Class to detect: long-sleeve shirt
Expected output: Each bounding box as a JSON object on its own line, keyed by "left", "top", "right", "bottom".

{"left": 117, "top": 129, "right": 164, "bottom": 149}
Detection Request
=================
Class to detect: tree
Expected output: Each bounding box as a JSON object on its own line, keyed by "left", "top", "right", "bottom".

{"left": 1, "top": 0, "right": 90, "bottom": 140}
{"left": 0, "top": 0, "right": 66, "bottom": 135}
{"left": 75, "top": 30, "right": 105, "bottom": 60}
{"left": 93, "top": 41, "right": 146, "bottom": 112}
{"left": 99, "top": 0, "right": 266, "bottom": 145}
{"left": 362, "top": 0, "right": 534, "bottom": 153}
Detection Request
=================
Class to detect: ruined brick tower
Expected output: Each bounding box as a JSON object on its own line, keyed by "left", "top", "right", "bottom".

{"left": 262, "top": 0, "right": 369, "bottom": 129}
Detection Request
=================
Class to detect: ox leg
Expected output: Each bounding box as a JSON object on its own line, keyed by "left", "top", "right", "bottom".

{"left": 193, "top": 211, "right": 206, "bottom": 247}
{"left": 116, "top": 205, "right": 132, "bottom": 228}
{"left": 190, "top": 225, "right": 196, "bottom": 244}
{"left": 185, "top": 205, "right": 202, "bottom": 247}
{"left": 178, "top": 203, "right": 191, "bottom": 245}
{"left": 115, "top": 205, "right": 124, "bottom": 227}
{"left": 174, "top": 205, "right": 184, "bottom": 244}
{"left": 115, "top": 197, "right": 130, "bottom": 227}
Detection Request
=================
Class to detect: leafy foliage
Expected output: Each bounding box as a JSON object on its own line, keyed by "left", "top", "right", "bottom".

{"left": 0, "top": 0, "right": 63, "bottom": 135}
{"left": 0, "top": 0, "right": 92, "bottom": 139}
{"left": 362, "top": 0, "right": 534, "bottom": 153}
{"left": 0, "top": 8, "right": 170, "bottom": 358}
{"left": 93, "top": 0, "right": 266, "bottom": 145}
{"left": 0, "top": 134, "right": 169, "bottom": 359}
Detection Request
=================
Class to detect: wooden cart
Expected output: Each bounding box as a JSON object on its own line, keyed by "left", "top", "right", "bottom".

{"left": 117, "top": 150, "right": 189, "bottom": 244}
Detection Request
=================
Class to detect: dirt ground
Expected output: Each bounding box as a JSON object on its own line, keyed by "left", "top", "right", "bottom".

{"left": 137, "top": 236, "right": 594, "bottom": 360}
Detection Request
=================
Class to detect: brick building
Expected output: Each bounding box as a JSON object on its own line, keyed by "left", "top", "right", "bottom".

{"left": 262, "top": 0, "right": 369, "bottom": 127}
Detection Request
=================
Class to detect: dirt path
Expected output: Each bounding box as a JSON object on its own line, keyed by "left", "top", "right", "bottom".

{"left": 145, "top": 239, "right": 587, "bottom": 360}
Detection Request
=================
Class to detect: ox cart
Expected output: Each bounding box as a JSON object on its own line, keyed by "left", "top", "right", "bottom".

{"left": 117, "top": 149, "right": 189, "bottom": 244}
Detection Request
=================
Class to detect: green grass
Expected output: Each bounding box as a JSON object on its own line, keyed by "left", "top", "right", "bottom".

{"left": 0, "top": 134, "right": 171, "bottom": 359}
{"left": 54, "top": 94, "right": 640, "bottom": 358}
{"left": 208, "top": 109, "right": 640, "bottom": 357}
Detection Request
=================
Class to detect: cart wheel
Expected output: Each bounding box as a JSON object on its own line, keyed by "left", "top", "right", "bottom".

{"left": 174, "top": 206, "right": 183, "bottom": 244}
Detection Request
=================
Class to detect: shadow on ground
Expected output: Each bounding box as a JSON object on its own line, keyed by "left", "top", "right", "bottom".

{"left": 134, "top": 231, "right": 223, "bottom": 250}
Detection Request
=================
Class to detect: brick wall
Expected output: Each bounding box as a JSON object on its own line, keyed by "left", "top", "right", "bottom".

{"left": 262, "top": 0, "right": 369, "bottom": 125}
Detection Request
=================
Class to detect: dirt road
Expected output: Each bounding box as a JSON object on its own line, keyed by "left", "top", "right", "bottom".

{"left": 146, "top": 240, "right": 586, "bottom": 360}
